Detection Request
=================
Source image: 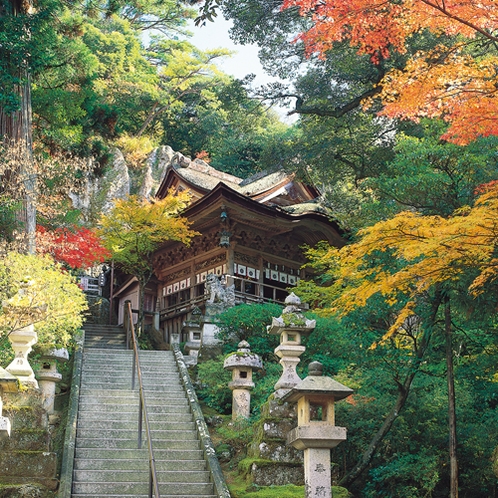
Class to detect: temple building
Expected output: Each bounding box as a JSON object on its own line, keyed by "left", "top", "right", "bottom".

{"left": 114, "top": 153, "right": 345, "bottom": 345}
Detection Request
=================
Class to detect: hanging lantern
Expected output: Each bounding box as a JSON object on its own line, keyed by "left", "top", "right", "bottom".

{"left": 220, "top": 230, "right": 231, "bottom": 247}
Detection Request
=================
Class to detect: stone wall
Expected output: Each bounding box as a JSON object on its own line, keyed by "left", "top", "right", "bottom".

{"left": 0, "top": 391, "right": 58, "bottom": 497}
{"left": 244, "top": 397, "right": 304, "bottom": 486}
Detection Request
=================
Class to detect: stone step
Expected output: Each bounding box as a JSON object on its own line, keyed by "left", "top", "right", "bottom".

{"left": 79, "top": 387, "right": 183, "bottom": 395}
{"left": 80, "top": 389, "right": 188, "bottom": 405}
{"left": 74, "top": 448, "right": 205, "bottom": 460}
{"left": 75, "top": 438, "right": 200, "bottom": 450}
{"left": 71, "top": 481, "right": 214, "bottom": 496}
{"left": 73, "top": 469, "right": 211, "bottom": 483}
{"left": 74, "top": 458, "right": 207, "bottom": 471}
{"left": 81, "top": 365, "right": 178, "bottom": 372}
{"left": 77, "top": 420, "right": 196, "bottom": 431}
{"left": 81, "top": 384, "right": 182, "bottom": 394}
{"left": 78, "top": 395, "right": 188, "bottom": 406}
{"left": 72, "top": 346, "right": 220, "bottom": 498}
{"left": 82, "top": 354, "right": 173, "bottom": 360}
{"left": 84, "top": 335, "right": 126, "bottom": 341}
{"left": 76, "top": 412, "right": 194, "bottom": 423}
{"left": 78, "top": 386, "right": 182, "bottom": 393}
{"left": 81, "top": 362, "right": 178, "bottom": 369}
{"left": 72, "top": 495, "right": 216, "bottom": 498}
{"left": 76, "top": 428, "right": 198, "bottom": 441}
{"left": 84, "top": 330, "right": 126, "bottom": 335}
{"left": 83, "top": 332, "right": 125, "bottom": 338}
{"left": 82, "top": 349, "right": 173, "bottom": 356}
{"left": 77, "top": 403, "right": 191, "bottom": 414}
{"left": 80, "top": 376, "right": 182, "bottom": 385}
{"left": 79, "top": 387, "right": 186, "bottom": 396}
{"left": 81, "top": 362, "right": 176, "bottom": 368}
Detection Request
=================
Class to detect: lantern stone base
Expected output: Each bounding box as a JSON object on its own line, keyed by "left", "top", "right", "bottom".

{"left": 246, "top": 398, "right": 304, "bottom": 486}
{"left": 287, "top": 425, "right": 347, "bottom": 450}
{"left": 0, "top": 391, "right": 58, "bottom": 491}
{"left": 249, "top": 460, "right": 304, "bottom": 486}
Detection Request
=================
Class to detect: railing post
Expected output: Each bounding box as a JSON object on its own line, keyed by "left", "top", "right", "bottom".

{"left": 124, "top": 300, "right": 131, "bottom": 350}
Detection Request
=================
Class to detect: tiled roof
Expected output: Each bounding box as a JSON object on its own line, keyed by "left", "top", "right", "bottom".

{"left": 278, "top": 199, "right": 330, "bottom": 216}
{"left": 174, "top": 160, "right": 243, "bottom": 192}
{"left": 239, "top": 170, "right": 291, "bottom": 197}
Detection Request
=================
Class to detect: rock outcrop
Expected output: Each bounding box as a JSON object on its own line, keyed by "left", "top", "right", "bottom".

{"left": 69, "top": 145, "right": 209, "bottom": 220}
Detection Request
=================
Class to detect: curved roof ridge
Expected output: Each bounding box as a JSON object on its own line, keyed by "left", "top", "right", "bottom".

{"left": 184, "top": 159, "right": 243, "bottom": 185}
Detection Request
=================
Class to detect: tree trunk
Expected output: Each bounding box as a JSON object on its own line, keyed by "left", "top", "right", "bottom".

{"left": 444, "top": 295, "right": 459, "bottom": 498}
{"left": 339, "top": 370, "right": 417, "bottom": 488}
{"left": 0, "top": 0, "right": 36, "bottom": 253}
{"left": 339, "top": 290, "right": 443, "bottom": 487}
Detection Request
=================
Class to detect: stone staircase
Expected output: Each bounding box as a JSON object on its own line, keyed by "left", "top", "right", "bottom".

{"left": 82, "top": 323, "right": 127, "bottom": 349}
{"left": 70, "top": 326, "right": 218, "bottom": 497}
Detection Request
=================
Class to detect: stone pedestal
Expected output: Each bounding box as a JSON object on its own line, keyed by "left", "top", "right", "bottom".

{"left": 247, "top": 398, "right": 303, "bottom": 486}
{"left": 183, "top": 307, "right": 203, "bottom": 366}
{"left": 283, "top": 361, "right": 353, "bottom": 498}
{"left": 0, "top": 391, "right": 57, "bottom": 491}
{"left": 6, "top": 325, "right": 39, "bottom": 389}
{"left": 223, "top": 341, "right": 262, "bottom": 420}
{"left": 37, "top": 348, "right": 69, "bottom": 415}
{"left": 0, "top": 367, "right": 19, "bottom": 439}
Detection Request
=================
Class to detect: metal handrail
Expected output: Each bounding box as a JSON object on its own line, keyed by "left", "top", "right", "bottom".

{"left": 124, "top": 301, "right": 161, "bottom": 498}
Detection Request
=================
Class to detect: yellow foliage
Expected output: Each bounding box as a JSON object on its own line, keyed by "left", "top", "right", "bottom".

{"left": 97, "top": 190, "right": 199, "bottom": 283}
{"left": 114, "top": 134, "right": 158, "bottom": 169}
{"left": 0, "top": 252, "right": 88, "bottom": 349}
{"left": 305, "top": 182, "right": 498, "bottom": 342}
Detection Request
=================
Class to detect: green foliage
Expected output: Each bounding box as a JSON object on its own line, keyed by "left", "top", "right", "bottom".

{"left": 0, "top": 0, "right": 60, "bottom": 113}
{"left": 228, "top": 482, "right": 350, "bottom": 498}
{"left": 215, "top": 417, "right": 256, "bottom": 453}
{"left": 364, "top": 452, "right": 439, "bottom": 497}
{"left": 215, "top": 303, "right": 282, "bottom": 359}
{"left": 196, "top": 357, "right": 232, "bottom": 414}
{"left": 360, "top": 122, "right": 498, "bottom": 224}
{"left": 196, "top": 355, "right": 281, "bottom": 415}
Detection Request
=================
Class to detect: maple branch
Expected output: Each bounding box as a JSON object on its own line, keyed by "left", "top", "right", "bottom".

{"left": 277, "top": 84, "right": 381, "bottom": 117}
{"left": 418, "top": 0, "right": 498, "bottom": 43}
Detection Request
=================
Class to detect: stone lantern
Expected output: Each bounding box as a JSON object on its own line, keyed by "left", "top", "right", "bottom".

{"left": 283, "top": 361, "right": 353, "bottom": 498}
{"left": 223, "top": 341, "right": 262, "bottom": 420}
{"left": 37, "top": 348, "right": 69, "bottom": 416}
{"left": 0, "top": 367, "right": 19, "bottom": 438}
{"left": 3, "top": 279, "right": 47, "bottom": 389}
{"left": 183, "top": 307, "right": 203, "bottom": 365}
{"left": 267, "top": 293, "right": 316, "bottom": 398}
{"left": 6, "top": 324, "right": 39, "bottom": 389}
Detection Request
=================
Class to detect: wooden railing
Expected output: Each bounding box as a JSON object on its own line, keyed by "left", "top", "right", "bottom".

{"left": 124, "top": 301, "right": 161, "bottom": 498}
{"left": 160, "top": 275, "right": 290, "bottom": 318}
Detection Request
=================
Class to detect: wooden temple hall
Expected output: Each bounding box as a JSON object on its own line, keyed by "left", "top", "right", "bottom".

{"left": 114, "top": 154, "right": 344, "bottom": 344}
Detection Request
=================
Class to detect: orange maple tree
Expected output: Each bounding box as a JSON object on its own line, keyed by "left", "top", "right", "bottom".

{"left": 282, "top": 0, "right": 498, "bottom": 144}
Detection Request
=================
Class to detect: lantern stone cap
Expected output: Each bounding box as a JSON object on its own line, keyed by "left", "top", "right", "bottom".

{"left": 224, "top": 341, "right": 263, "bottom": 370}
{"left": 0, "top": 367, "right": 19, "bottom": 393}
{"left": 282, "top": 361, "right": 353, "bottom": 403}
{"left": 267, "top": 293, "right": 316, "bottom": 335}
{"left": 41, "top": 348, "right": 69, "bottom": 362}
